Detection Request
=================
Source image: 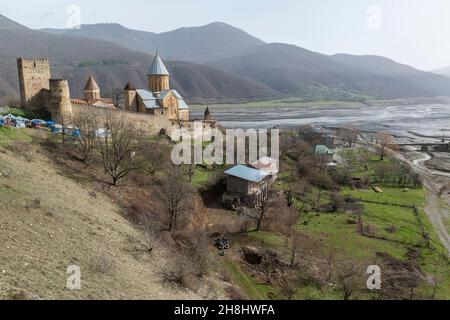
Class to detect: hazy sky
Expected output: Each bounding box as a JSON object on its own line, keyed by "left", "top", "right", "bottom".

{"left": 1, "top": 0, "right": 450, "bottom": 71}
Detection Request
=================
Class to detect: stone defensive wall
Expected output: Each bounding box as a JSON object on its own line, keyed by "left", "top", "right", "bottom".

{"left": 71, "top": 102, "right": 176, "bottom": 137}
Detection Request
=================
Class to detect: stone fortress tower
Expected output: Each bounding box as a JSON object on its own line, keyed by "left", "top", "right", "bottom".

{"left": 17, "top": 57, "right": 73, "bottom": 122}
{"left": 49, "top": 79, "right": 72, "bottom": 122}
{"left": 17, "top": 58, "right": 51, "bottom": 107}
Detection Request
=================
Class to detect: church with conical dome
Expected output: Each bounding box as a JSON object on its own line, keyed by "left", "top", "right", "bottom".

{"left": 71, "top": 74, "right": 116, "bottom": 108}
{"left": 16, "top": 53, "right": 215, "bottom": 132}
{"left": 123, "top": 53, "right": 190, "bottom": 121}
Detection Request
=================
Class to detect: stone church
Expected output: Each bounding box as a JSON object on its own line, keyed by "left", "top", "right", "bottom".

{"left": 123, "top": 53, "right": 190, "bottom": 121}
{"left": 71, "top": 74, "right": 115, "bottom": 108}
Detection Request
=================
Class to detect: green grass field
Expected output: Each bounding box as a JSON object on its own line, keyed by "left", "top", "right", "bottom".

{"left": 0, "top": 127, "right": 33, "bottom": 145}
{"left": 191, "top": 167, "right": 211, "bottom": 189}
{"left": 221, "top": 258, "right": 280, "bottom": 300}
{"left": 229, "top": 148, "right": 450, "bottom": 299}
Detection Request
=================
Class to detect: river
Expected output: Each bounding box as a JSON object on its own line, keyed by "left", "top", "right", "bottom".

{"left": 191, "top": 103, "right": 450, "bottom": 144}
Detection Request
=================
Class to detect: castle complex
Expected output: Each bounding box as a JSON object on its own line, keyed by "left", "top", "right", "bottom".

{"left": 17, "top": 53, "right": 214, "bottom": 131}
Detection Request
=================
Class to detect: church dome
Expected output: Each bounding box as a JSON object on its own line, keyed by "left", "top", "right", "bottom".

{"left": 147, "top": 53, "right": 170, "bottom": 76}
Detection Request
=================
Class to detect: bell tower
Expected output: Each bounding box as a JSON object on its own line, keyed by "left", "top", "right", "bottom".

{"left": 147, "top": 52, "right": 170, "bottom": 93}
{"left": 84, "top": 74, "right": 101, "bottom": 101}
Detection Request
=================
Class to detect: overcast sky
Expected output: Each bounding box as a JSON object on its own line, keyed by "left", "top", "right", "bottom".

{"left": 1, "top": 0, "right": 449, "bottom": 71}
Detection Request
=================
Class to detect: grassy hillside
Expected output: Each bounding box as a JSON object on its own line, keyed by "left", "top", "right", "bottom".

{"left": 215, "top": 146, "right": 450, "bottom": 300}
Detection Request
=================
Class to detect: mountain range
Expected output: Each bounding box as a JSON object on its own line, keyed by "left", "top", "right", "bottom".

{"left": 2, "top": 14, "right": 450, "bottom": 104}
{"left": 432, "top": 66, "right": 450, "bottom": 78}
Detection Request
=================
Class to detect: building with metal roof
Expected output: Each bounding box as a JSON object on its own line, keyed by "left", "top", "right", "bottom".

{"left": 225, "top": 165, "right": 269, "bottom": 183}
{"left": 314, "top": 144, "right": 335, "bottom": 163}
{"left": 223, "top": 164, "right": 275, "bottom": 208}
{"left": 315, "top": 144, "right": 334, "bottom": 155}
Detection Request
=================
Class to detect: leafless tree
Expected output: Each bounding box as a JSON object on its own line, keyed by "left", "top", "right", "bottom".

{"left": 330, "top": 192, "right": 345, "bottom": 213}
{"left": 71, "top": 109, "right": 99, "bottom": 164}
{"left": 357, "top": 150, "right": 371, "bottom": 171}
{"left": 255, "top": 183, "right": 274, "bottom": 232}
{"left": 96, "top": 110, "right": 144, "bottom": 186}
{"left": 142, "top": 217, "right": 161, "bottom": 253}
{"left": 336, "top": 262, "right": 362, "bottom": 300}
{"left": 338, "top": 125, "right": 360, "bottom": 147}
{"left": 376, "top": 132, "right": 395, "bottom": 161}
{"left": 139, "top": 140, "right": 169, "bottom": 175}
{"left": 111, "top": 87, "right": 124, "bottom": 109}
{"left": 186, "top": 163, "right": 197, "bottom": 182}
{"left": 159, "top": 165, "right": 193, "bottom": 232}
{"left": 289, "top": 229, "right": 301, "bottom": 267}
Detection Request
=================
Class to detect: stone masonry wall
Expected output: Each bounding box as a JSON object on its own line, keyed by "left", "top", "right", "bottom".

{"left": 17, "top": 58, "right": 51, "bottom": 106}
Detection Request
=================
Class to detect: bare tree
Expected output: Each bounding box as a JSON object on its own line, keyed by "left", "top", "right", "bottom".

{"left": 142, "top": 217, "right": 161, "bottom": 253}
{"left": 71, "top": 109, "right": 99, "bottom": 164}
{"left": 336, "top": 262, "right": 362, "bottom": 300}
{"left": 254, "top": 183, "right": 273, "bottom": 232}
{"left": 338, "top": 125, "right": 360, "bottom": 147}
{"left": 376, "top": 132, "right": 395, "bottom": 161}
{"left": 96, "top": 111, "right": 144, "bottom": 186}
{"left": 111, "top": 88, "right": 124, "bottom": 109}
{"left": 139, "top": 140, "right": 169, "bottom": 175}
{"left": 330, "top": 192, "right": 345, "bottom": 213}
{"left": 159, "top": 165, "right": 193, "bottom": 232}
{"left": 289, "top": 229, "right": 301, "bottom": 267}
{"left": 186, "top": 163, "right": 197, "bottom": 182}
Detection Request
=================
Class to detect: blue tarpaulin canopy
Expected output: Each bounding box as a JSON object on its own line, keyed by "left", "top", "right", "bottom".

{"left": 31, "top": 119, "right": 47, "bottom": 125}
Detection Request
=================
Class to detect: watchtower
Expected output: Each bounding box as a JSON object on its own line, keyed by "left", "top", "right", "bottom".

{"left": 49, "top": 79, "right": 73, "bottom": 122}
{"left": 17, "top": 57, "right": 51, "bottom": 107}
